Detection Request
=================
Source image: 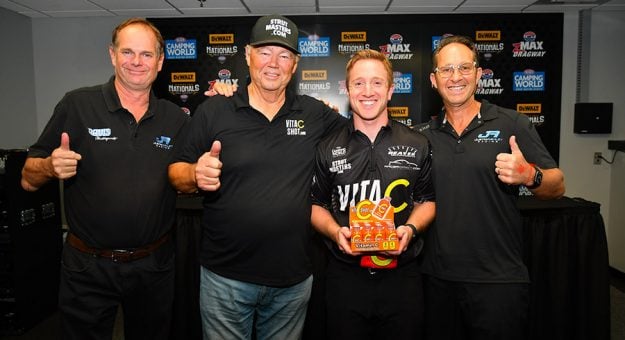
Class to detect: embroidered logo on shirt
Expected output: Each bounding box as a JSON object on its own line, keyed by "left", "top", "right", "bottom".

{"left": 285, "top": 119, "right": 306, "bottom": 136}
{"left": 331, "top": 146, "right": 347, "bottom": 158}
{"left": 153, "top": 136, "right": 173, "bottom": 150}
{"left": 474, "top": 130, "right": 503, "bottom": 143}
{"left": 330, "top": 158, "right": 352, "bottom": 174}
{"left": 88, "top": 128, "right": 118, "bottom": 141}
{"left": 384, "top": 159, "right": 419, "bottom": 170}
{"left": 387, "top": 145, "right": 417, "bottom": 158}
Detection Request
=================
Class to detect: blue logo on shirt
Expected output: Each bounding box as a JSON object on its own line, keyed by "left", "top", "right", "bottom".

{"left": 154, "top": 136, "right": 173, "bottom": 150}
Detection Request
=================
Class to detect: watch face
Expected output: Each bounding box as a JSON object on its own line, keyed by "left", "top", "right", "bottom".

{"left": 534, "top": 168, "right": 543, "bottom": 185}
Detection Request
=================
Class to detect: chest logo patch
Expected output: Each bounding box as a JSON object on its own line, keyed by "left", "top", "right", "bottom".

{"left": 154, "top": 136, "right": 173, "bottom": 150}
{"left": 474, "top": 130, "right": 503, "bottom": 143}
{"left": 285, "top": 119, "right": 306, "bottom": 136}
{"left": 88, "top": 128, "right": 117, "bottom": 141}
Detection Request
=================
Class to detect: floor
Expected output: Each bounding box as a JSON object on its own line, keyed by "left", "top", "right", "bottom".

{"left": 1, "top": 272, "right": 625, "bottom": 340}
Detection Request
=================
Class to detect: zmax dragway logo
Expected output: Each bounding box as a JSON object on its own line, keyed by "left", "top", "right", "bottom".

{"left": 476, "top": 69, "right": 503, "bottom": 95}
{"left": 380, "top": 34, "right": 413, "bottom": 60}
{"left": 512, "top": 31, "right": 546, "bottom": 58}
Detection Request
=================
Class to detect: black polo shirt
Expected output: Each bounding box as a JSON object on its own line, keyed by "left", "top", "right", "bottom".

{"left": 28, "top": 77, "right": 189, "bottom": 249}
{"left": 175, "top": 86, "right": 346, "bottom": 286}
{"left": 417, "top": 100, "right": 557, "bottom": 283}
{"left": 311, "top": 119, "right": 435, "bottom": 266}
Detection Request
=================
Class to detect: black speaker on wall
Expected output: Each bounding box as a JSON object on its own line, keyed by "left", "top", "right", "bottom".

{"left": 573, "top": 102, "right": 613, "bottom": 134}
{"left": 0, "top": 150, "right": 62, "bottom": 335}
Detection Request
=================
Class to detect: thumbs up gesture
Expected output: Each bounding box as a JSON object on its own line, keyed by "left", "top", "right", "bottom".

{"left": 495, "top": 135, "right": 532, "bottom": 185}
{"left": 50, "top": 132, "right": 82, "bottom": 179}
{"left": 195, "top": 140, "right": 222, "bottom": 191}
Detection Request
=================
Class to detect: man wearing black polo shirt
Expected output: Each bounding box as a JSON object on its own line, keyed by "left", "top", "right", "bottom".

{"left": 417, "top": 35, "right": 565, "bottom": 340}
{"left": 21, "top": 18, "right": 188, "bottom": 340}
{"left": 310, "top": 49, "right": 435, "bottom": 340}
{"left": 168, "top": 14, "right": 345, "bottom": 340}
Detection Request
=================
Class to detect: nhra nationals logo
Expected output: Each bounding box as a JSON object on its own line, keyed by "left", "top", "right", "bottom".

{"left": 168, "top": 72, "right": 200, "bottom": 97}
{"left": 207, "top": 69, "right": 239, "bottom": 93}
{"left": 388, "top": 107, "right": 412, "bottom": 127}
{"left": 513, "top": 69, "right": 545, "bottom": 92}
{"left": 475, "top": 30, "right": 504, "bottom": 61}
{"left": 476, "top": 69, "right": 503, "bottom": 95}
{"left": 299, "top": 69, "right": 331, "bottom": 95}
{"left": 338, "top": 31, "right": 370, "bottom": 56}
{"left": 206, "top": 33, "right": 238, "bottom": 63}
{"left": 299, "top": 35, "right": 331, "bottom": 57}
{"left": 517, "top": 103, "right": 545, "bottom": 126}
{"left": 165, "top": 37, "right": 196, "bottom": 60}
{"left": 512, "top": 31, "right": 547, "bottom": 58}
{"left": 393, "top": 71, "right": 412, "bottom": 94}
{"left": 380, "top": 34, "right": 413, "bottom": 60}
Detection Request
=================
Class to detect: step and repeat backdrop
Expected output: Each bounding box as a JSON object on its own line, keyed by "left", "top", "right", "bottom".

{"left": 150, "top": 13, "right": 563, "bottom": 161}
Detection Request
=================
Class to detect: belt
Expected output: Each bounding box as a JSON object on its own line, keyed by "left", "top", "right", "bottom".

{"left": 66, "top": 232, "right": 171, "bottom": 263}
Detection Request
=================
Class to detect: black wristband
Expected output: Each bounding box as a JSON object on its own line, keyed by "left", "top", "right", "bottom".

{"left": 404, "top": 223, "right": 419, "bottom": 239}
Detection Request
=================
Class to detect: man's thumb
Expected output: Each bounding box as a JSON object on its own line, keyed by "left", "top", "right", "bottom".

{"left": 60, "top": 132, "right": 71, "bottom": 151}
{"left": 509, "top": 135, "right": 521, "bottom": 154}
{"left": 210, "top": 140, "right": 221, "bottom": 158}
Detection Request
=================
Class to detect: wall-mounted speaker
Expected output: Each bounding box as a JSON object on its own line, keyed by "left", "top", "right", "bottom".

{"left": 574, "top": 102, "right": 613, "bottom": 134}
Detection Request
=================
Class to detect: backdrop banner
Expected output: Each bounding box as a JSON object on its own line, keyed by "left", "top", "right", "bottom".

{"left": 150, "top": 13, "right": 563, "bottom": 161}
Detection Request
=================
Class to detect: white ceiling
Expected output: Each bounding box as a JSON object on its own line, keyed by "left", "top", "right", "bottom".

{"left": 0, "top": 0, "right": 624, "bottom": 18}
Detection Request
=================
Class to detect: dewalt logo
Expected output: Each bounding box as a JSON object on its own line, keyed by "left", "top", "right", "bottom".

{"left": 388, "top": 106, "right": 409, "bottom": 118}
{"left": 302, "top": 70, "right": 327, "bottom": 81}
{"left": 475, "top": 31, "right": 501, "bottom": 41}
{"left": 209, "top": 34, "right": 234, "bottom": 44}
{"left": 341, "top": 32, "right": 367, "bottom": 42}
{"left": 517, "top": 103, "right": 542, "bottom": 114}
{"left": 171, "top": 72, "right": 196, "bottom": 82}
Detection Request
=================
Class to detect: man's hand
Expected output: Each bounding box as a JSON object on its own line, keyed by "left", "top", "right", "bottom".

{"left": 205, "top": 82, "right": 238, "bottom": 97}
{"left": 336, "top": 227, "right": 361, "bottom": 256}
{"left": 50, "top": 132, "right": 82, "bottom": 179}
{"left": 195, "top": 141, "right": 222, "bottom": 191}
{"left": 495, "top": 135, "right": 533, "bottom": 186}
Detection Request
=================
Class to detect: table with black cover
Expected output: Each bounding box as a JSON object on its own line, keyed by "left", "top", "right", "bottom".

{"left": 519, "top": 196, "right": 610, "bottom": 340}
{"left": 172, "top": 195, "right": 610, "bottom": 340}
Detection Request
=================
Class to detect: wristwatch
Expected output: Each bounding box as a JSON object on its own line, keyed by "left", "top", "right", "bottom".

{"left": 526, "top": 163, "right": 543, "bottom": 189}
{"left": 404, "top": 223, "right": 419, "bottom": 239}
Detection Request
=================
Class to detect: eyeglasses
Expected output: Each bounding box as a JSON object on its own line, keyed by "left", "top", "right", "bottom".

{"left": 434, "top": 62, "right": 477, "bottom": 78}
{"left": 348, "top": 79, "right": 388, "bottom": 90}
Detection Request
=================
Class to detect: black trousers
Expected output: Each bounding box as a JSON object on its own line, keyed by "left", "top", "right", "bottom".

{"left": 58, "top": 240, "right": 175, "bottom": 340}
{"left": 325, "top": 258, "right": 424, "bottom": 340}
{"left": 423, "top": 275, "right": 528, "bottom": 340}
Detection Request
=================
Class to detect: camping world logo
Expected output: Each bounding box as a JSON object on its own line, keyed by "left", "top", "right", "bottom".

{"left": 165, "top": 37, "right": 196, "bottom": 60}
